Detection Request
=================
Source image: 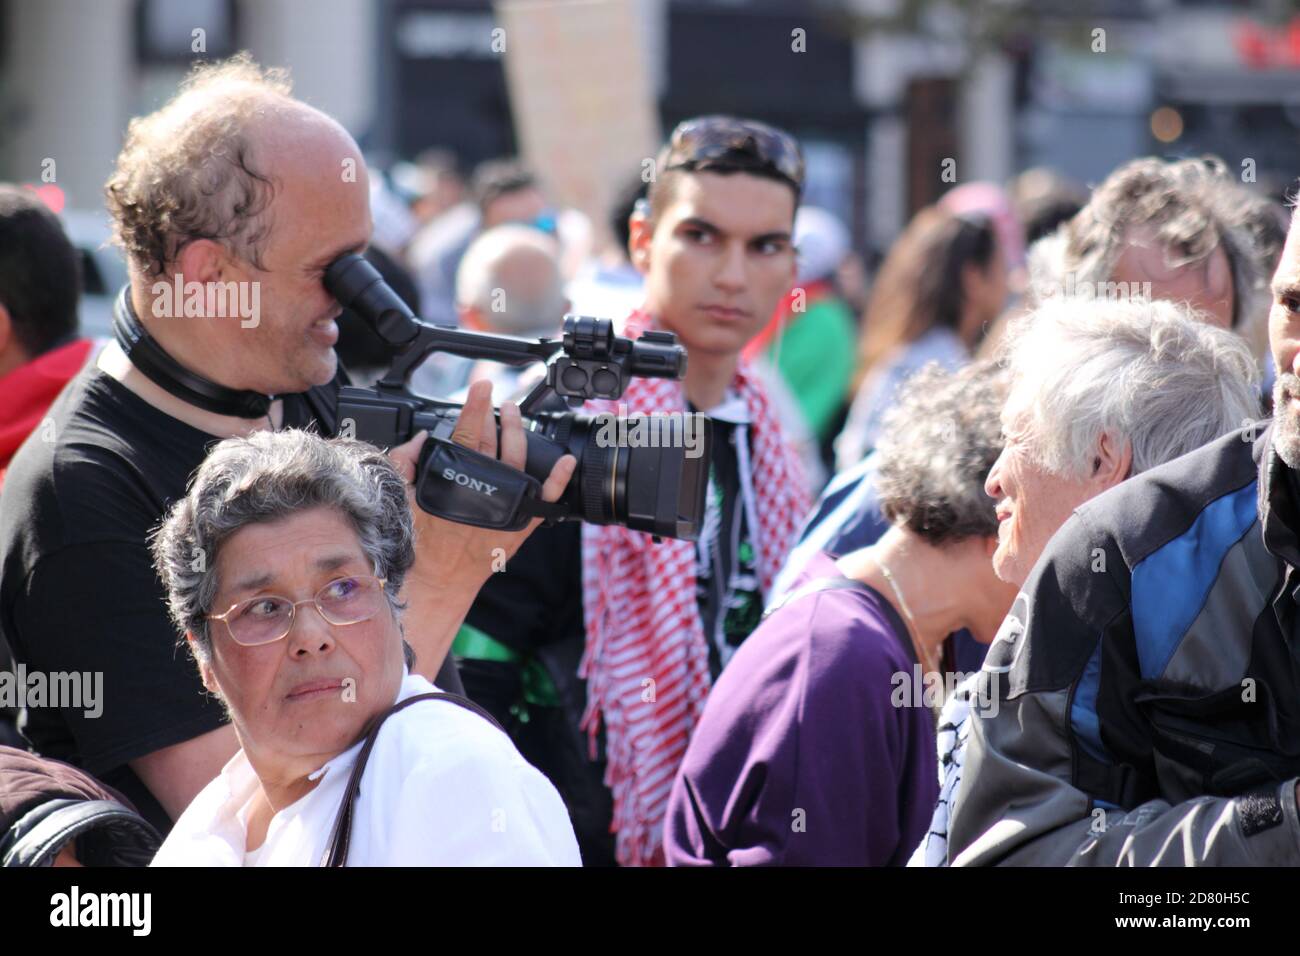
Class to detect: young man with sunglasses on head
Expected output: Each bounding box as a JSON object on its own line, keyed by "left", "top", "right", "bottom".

{"left": 458, "top": 116, "right": 812, "bottom": 866}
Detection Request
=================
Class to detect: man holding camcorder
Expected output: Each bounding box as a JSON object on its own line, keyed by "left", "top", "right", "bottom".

{"left": 459, "top": 115, "right": 813, "bottom": 866}
{"left": 0, "top": 56, "right": 575, "bottom": 837}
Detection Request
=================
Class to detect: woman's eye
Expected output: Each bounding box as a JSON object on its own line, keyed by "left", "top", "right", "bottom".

{"left": 1283, "top": 296, "right": 1300, "bottom": 313}
{"left": 324, "top": 577, "right": 359, "bottom": 600}
{"left": 241, "top": 598, "right": 286, "bottom": 619}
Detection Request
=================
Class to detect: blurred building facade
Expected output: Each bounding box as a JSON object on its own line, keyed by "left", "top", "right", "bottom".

{"left": 2, "top": 0, "right": 1298, "bottom": 261}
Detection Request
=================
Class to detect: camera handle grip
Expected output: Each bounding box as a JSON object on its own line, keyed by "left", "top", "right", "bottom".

{"left": 414, "top": 436, "right": 568, "bottom": 531}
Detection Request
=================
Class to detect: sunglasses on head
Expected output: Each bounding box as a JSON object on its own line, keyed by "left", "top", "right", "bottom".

{"left": 662, "top": 116, "right": 805, "bottom": 194}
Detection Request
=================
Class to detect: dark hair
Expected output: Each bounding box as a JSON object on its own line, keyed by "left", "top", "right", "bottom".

{"left": 611, "top": 174, "right": 649, "bottom": 253}
{"left": 0, "top": 185, "right": 81, "bottom": 357}
{"left": 1010, "top": 167, "right": 1087, "bottom": 246}
{"left": 647, "top": 115, "right": 803, "bottom": 224}
{"left": 470, "top": 159, "right": 538, "bottom": 214}
{"left": 1021, "top": 195, "right": 1085, "bottom": 246}
{"left": 875, "top": 361, "right": 1008, "bottom": 545}
{"left": 647, "top": 164, "right": 798, "bottom": 226}
{"left": 853, "top": 206, "right": 997, "bottom": 391}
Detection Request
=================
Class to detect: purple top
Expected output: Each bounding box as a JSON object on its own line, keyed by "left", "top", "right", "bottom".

{"left": 664, "top": 551, "right": 939, "bottom": 866}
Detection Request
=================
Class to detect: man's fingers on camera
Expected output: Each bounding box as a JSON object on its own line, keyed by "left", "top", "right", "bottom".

{"left": 499, "top": 401, "right": 527, "bottom": 470}
{"left": 542, "top": 455, "right": 577, "bottom": 503}
{"left": 478, "top": 389, "right": 497, "bottom": 458}
{"left": 388, "top": 431, "right": 426, "bottom": 485}
{"left": 450, "top": 380, "right": 492, "bottom": 452}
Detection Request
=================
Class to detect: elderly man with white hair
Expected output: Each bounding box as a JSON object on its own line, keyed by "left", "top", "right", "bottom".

{"left": 912, "top": 293, "right": 1261, "bottom": 866}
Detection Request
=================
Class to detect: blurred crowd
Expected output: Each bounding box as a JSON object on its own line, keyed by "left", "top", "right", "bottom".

{"left": 1, "top": 52, "right": 1298, "bottom": 868}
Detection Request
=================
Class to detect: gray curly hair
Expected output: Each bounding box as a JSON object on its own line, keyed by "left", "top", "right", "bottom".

{"left": 1027, "top": 155, "right": 1285, "bottom": 357}
{"left": 104, "top": 53, "right": 295, "bottom": 278}
{"left": 151, "top": 429, "right": 415, "bottom": 665}
{"left": 874, "top": 360, "right": 1008, "bottom": 545}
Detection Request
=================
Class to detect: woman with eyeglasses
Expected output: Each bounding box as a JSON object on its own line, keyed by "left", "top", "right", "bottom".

{"left": 834, "top": 206, "right": 1008, "bottom": 471}
{"left": 147, "top": 429, "right": 580, "bottom": 866}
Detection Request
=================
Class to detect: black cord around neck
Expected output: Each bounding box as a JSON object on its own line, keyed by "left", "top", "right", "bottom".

{"left": 111, "top": 285, "right": 274, "bottom": 419}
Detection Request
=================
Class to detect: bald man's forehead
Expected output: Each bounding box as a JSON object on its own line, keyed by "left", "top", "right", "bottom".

{"left": 495, "top": 241, "right": 558, "bottom": 270}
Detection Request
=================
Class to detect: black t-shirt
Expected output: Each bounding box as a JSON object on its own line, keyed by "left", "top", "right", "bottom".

{"left": 693, "top": 414, "right": 760, "bottom": 679}
{"left": 0, "top": 367, "right": 336, "bottom": 833}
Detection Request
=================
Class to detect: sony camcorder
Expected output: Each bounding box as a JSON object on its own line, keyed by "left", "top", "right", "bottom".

{"left": 324, "top": 253, "right": 710, "bottom": 540}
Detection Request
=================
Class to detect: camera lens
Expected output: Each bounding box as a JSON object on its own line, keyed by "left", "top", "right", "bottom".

{"left": 526, "top": 411, "right": 709, "bottom": 540}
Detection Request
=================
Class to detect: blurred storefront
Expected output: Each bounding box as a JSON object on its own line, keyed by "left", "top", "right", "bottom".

{"left": 4, "top": 0, "right": 1299, "bottom": 262}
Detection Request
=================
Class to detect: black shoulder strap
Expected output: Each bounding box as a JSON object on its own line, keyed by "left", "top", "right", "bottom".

{"left": 762, "top": 576, "right": 877, "bottom": 621}
{"left": 321, "top": 691, "right": 503, "bottom": 867}
{"left": 112, "top": 285, "right": 274, "bottom": 419}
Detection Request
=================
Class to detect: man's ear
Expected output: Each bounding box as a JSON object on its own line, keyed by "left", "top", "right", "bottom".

{"left": 187, "top": 633, "right": 220, "bottom": 696}
{"left": 628, "top": 210, "right": 653, "bottom": 276}
{"left": 173, "top": 239, "right": 227, "bottom": 288}
{"left": 1093, "top": 431, "right": 1133, "bottom": 491}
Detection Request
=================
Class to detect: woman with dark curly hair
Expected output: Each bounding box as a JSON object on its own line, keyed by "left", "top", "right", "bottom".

{"left": 663, "top": 361, "right": 1016, "bottom": 866}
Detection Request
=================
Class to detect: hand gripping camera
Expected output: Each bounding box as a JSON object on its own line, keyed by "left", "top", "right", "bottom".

{"left": 324, "top": 253, "right": 710, "bottom": 539}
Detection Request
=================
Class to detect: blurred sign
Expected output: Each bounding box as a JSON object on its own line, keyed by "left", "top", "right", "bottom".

{"left": 496, "top": 0, "right": 660, "bottom": 253}
{"left": 396, "top": 10, "right": 499, "bottom": 59}
{"left": 1033, "top": 46, "right": 1152, "bottom": 112}
{"left": 1235, "top": 17, "right": 1300, "bottom": 70}
{"left": 137, "top": 0, "right": 237, "bottom": 63}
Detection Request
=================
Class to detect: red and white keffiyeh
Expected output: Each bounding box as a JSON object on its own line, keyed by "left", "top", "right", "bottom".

{"left": 579, "top": 309, "right": 810, "bottom": 866}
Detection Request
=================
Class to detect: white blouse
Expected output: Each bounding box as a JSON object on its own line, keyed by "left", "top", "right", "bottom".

{"left": 150, "top": 671, "right": 581, "bottom": 866}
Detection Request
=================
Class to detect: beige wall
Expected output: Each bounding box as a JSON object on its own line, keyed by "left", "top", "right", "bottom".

{"left": 2, "top": 0, "right": 134, "bottom": 211}
{"left": 0, "top": 0, "right": 375, "bottom": 214}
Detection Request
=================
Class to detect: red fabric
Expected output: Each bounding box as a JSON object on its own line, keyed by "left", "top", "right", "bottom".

{"left": 0, "top": 338, "right": 92, "bottom": 481}
{"left": 579, "top": 309, "right": 809, "bottom": 865}
{"left": 742, "top": 278, "right": 834, "bottom": 363}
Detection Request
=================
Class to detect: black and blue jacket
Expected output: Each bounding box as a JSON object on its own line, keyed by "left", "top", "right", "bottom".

{"left": 950, "top": 422, "right": 1300, "bottom": 865}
